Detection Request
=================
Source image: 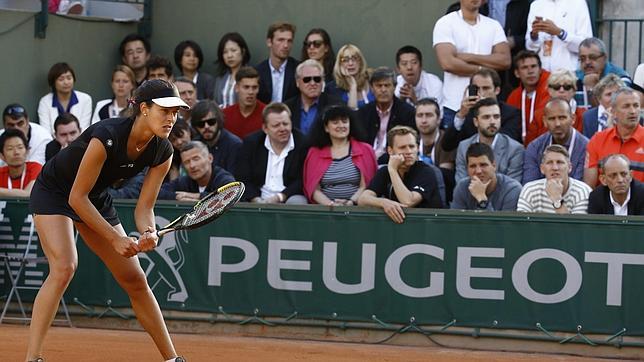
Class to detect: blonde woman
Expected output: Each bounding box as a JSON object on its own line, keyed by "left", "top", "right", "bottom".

{"left": 92, "top": 65, "right": 136, "bottom": 124}
{"left": 326, "top": 44, "right": 374, "bottom": 110}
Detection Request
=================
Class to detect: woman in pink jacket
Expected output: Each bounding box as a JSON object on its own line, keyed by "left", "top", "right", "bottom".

{"left": 303, "top": 105, "right": 377, "bottom": 205}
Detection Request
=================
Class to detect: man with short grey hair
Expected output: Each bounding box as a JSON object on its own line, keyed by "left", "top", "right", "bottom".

{"left": 284, "top": 59, "right": 341, "bottom": 135}
{"left": 358, "top": 67, "right": 416, "bottom": 160}
{"left": 575, "top": 37, "right": 632, "bottom": 109}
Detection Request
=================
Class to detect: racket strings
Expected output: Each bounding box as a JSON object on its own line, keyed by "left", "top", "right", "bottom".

{"left": 183, "top": 188, "right": 239, "bottom": 227}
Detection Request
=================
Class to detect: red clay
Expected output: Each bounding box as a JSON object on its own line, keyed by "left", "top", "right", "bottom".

{"left": 0, "top": 324, "right": 619, "bottom": 362}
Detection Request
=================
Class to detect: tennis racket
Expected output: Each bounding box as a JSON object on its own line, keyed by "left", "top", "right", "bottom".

{"left": 156, "top": 181, "right": 245, "bottom": 237}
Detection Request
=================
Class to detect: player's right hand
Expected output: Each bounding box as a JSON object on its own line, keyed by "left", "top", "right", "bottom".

{"left": 112, "top": 236, "right": 141, "bottom": 258}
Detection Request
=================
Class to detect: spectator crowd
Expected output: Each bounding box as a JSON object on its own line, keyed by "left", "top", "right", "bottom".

{"left": 1, "top": 0, "right": 643, "bottom": 223}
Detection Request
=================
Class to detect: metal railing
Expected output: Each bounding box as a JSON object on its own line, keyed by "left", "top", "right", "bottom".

{"left": 596, "top": 18, "right": 644, "bottom": 75}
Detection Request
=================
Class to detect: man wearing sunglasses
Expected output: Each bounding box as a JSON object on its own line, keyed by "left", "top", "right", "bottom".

{"left": 285, "top": 59, "right": 341, "bottom": 135}
{"left": 190, "top": 100, "right": 242, "bottom": 174}
{"left": 574, "top": 37, "right": 632, "bottom": 110}
{"left": 0, "top": 103, "right": 52, "bottom": 167}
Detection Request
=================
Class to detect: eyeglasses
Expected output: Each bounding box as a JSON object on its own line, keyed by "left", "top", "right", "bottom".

{"left": 302, "top": 76, "right": 322, "bottom": 84}
{"left": 579, "top": 54, "right": 605, "bottom": 62}
{"left": 193, "top": 118, "right": 217, "bottom": 128}
{"left": 549, "top": 84, "right": 575, "bottom": 91}
{"left": 304, "top": 40, "right": 324, "bottom": 48}
{"left": 340, "top": 55, "right": 359, "bottom": 64}
{"left": 4, "top": 105, "right": 26, "bottom": 117}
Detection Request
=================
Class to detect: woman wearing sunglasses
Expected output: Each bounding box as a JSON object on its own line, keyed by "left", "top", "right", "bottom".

{"left": 303, "top": 104, "right": 377, "bottom": 206}
{"left": 27, "top": 79, "right": 188, "bottom": 362}
{"left": 326, "top": 44, "right": 374, "bottom": 110}
{"left": 525, "top": 69, "right": 585, "bottom": 145}
{"left": 300, "top": 28, "right": 335, "bottom": 83}
{"left": 213, "top": 32, "right": 252, "bottom": 108}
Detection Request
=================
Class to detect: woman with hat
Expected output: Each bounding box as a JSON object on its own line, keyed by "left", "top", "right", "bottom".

{"left": 26, "top": 79, "right": 187, "bottom": 362}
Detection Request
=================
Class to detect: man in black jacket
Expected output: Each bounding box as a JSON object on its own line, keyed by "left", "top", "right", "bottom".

{"left": 285, "top": 59, "right": 342, "bottom": 135}
{"left": 235, "top": 102, "right": 308, "bottom": 204}
{"left": 357, "top": 67, "right": 416, "bottom": 162}
{"left": 588, "top": 154, "right": 644, "bottom": 215}
{"left": 441, "top": 67, "right": 521, "bottom": 152}
{"left": 159, "top": 141, "right": 235, "bottom": 201}
{"left": 255, "top": 22, "right": 299, "bottom": 104}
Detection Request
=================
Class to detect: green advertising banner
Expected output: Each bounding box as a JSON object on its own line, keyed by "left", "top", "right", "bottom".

{"left": 1, "top": 198, "right": 644, "bottom": 336}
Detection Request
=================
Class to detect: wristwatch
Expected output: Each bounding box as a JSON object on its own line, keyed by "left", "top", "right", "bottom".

{"left": 552, "top": 199, "right": 563, "bottom": 209}
{"left": 477, "top": 199, "right": 489, "bottom": 209}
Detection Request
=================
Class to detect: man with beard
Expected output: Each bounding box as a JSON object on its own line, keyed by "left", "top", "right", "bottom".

{"left": 518, "top": 144, "right": 591, "bottom": 213}
{"left": 235, "top": 102, "right": 308, "bottom": 204}
{"left": 575, "top": 38, "right": 632, "bottom": 110}
{"left": 394, "top": 46, "right": 443, "bottom": 106}
{"left": 223, "top": 66, "right": 266, "bottom": 139}
{"left": 359, "top": 126, "right": 443, "bottom": 224}
{"left": 451, "top": 142, "right": 522, "bottom": 211}
{"left": 455, "top": 98, "right": 524, "bottom": 182}
{"left": 523, "top": 98, "right": 588, "bottom": 184}
{"left": 119, "top": 33, "right": 151, "bottom": 86}
{"left": 190, "top": 100, "right": 241, "bottom": 174}
{"left": 285, "top": 59, "right": 341, "bottom": 135}
{"left": 441, "top": 67, "right": 521, "bottom": 151}
{"left": 159, "top": 141, "right": 235, "bottom": 201}
{"left": 587, "top": 154, "right": 644, "bottom": 215}
{"left": 256, "top": 22, "right": 299, "bottom": 104}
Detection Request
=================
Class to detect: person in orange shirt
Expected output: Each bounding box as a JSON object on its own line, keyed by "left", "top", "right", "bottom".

{"left": 506, "top": 50, "right": 550, "bottom": 143}
{"left": 524, "top": 69, "right": 584, "bottom": 145}
{"left": 584, "top": 87, "right": 643, "bottom": 187}
{"left": 0, "top": 128, "right": 42, "bottom": 197}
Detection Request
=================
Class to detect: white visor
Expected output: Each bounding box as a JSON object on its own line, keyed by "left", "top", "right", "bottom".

{"left": 151, "top": 96, "right": 190, "bottom": 110}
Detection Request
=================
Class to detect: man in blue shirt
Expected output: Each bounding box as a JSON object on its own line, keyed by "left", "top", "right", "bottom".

{"left": 575, "top": 37, "right": 632, "bottom": 110}
{"left": 284, "top": 59, "right": 341, "bottom": 135}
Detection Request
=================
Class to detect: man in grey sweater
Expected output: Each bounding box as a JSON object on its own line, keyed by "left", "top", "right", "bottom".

{"left": 451, "top": 142, "right": 522, "bottom": 211}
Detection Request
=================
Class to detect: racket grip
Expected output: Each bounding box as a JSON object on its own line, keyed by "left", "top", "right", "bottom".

{"left": 156, "top": 229, "right": 172, "bottom": 237}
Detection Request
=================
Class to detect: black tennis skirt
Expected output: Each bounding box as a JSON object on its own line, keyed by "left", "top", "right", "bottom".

{"left": 29, "top": 180, "right": 121, "bottom": 226}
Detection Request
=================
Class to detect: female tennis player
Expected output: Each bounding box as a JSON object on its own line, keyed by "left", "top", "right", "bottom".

{"left": 27, "top": 79, "right": 187, "bottom": 362}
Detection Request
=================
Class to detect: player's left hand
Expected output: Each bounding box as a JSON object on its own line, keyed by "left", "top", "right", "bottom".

{"left": 137, "top": 227, "right": 158, "bottom": 252}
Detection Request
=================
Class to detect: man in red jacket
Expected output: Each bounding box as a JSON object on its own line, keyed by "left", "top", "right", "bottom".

{"left": 506, "top": 50, "right": 550, "bottom": 143}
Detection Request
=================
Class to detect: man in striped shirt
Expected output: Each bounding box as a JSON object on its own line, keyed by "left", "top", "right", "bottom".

{"left": 517, "top": 144, "right": 592, "bottom": 213}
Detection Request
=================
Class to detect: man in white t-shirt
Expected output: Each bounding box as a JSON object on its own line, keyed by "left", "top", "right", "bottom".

{"left": 394, "top": 45, "right": 443, "bottom": 107}
{"left": 433, "top": 0, "right": 510, "bottom": 129}
{"left": 525, "top": 0, "right": 592, "bottom": 73}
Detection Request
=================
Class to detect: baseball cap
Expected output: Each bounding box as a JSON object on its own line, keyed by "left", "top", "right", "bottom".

{"left": 2, "top": 103, "right": 28, "bottom": 119}
{"left": 137, "top": 79, "right": 190, "bottom": 110}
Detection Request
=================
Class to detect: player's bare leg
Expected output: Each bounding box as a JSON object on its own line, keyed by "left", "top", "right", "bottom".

{"left": 75, "top": 222, "right": 178, "bottom": 360}
{"left": 26, "top": 215, "right": 78, "bottom": 361}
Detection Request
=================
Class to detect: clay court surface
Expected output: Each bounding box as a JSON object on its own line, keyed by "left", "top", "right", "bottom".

{"left": 1, "top": 324, "right": 623, "bottom": 362}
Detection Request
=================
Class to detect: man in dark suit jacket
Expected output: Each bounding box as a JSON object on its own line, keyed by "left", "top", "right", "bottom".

{"left": 357, "top": 67, "right": 416, "bottom": 162}
{"left": 235, "top": 102, "right": 309, "bottom": 203}
{"left": 255, "top": 22, "right": 299, "bottom": 104}
{"left": 588, "top": 154, "right": 644, "bottom": 215}
{"left": 284, "top": 59, "right": 342, "bottom": 135}
{"left": 441, "top": 68, "right": 521, "bottom": 152}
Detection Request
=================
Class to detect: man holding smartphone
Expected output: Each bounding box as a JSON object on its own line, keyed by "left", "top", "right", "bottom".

{"left": 441, "top": 68, "right": 521, "bottom": 152}
{"left": 525, "top": 0, "right": 592, "bottom": 72}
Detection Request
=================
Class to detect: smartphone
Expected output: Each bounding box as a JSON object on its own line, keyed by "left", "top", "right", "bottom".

{"left": 535, "top": 16, "right": 543, "bottom": 22}
{"left": 468, "top": 84, "right": 479, "bottom": 97}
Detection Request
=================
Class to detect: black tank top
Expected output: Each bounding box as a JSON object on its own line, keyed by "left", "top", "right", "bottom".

{"left": 36, "top": 117, "right": 173, "bottom": 198}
